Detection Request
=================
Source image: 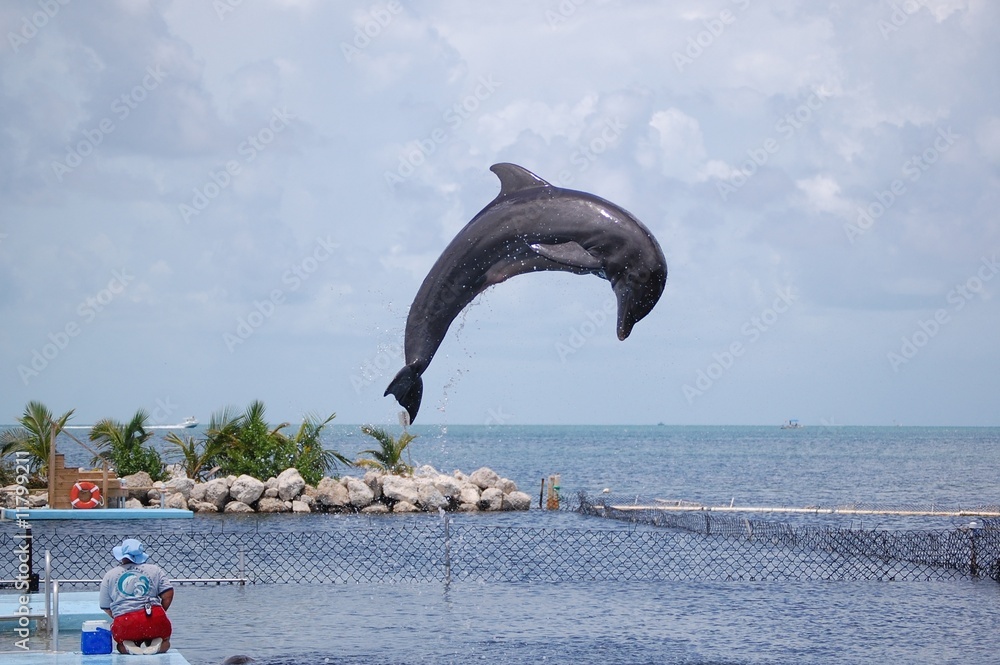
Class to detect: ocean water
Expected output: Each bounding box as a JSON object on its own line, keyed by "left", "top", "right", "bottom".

{"left": 9, "top": 425, "right": 1000, "bottom": 663}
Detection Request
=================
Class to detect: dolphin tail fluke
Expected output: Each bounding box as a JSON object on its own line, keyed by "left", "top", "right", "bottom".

{"left": 385, "top": 365, "right": 423, "bottom": 424}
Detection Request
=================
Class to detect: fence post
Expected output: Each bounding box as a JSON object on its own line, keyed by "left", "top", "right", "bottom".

{"left": 968, "top": 521, "right": 982, "bottom": 576}
{"left": 443, "top": 512, "right": 452, "bottom": 587}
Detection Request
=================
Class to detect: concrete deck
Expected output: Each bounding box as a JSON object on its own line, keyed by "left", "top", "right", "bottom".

{"left": 0, "top": 651, "right": 191, "bottom": 664}
{"left": 2, "top": 509, "right": 192, "bottom": 520}
{"left": 0, "top": 592, "right": 106, "bottom": 631}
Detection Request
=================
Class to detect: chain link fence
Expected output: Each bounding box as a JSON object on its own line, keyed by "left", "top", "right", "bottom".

{"left": 3, "top": 497, "right": 998, "bottom": 586}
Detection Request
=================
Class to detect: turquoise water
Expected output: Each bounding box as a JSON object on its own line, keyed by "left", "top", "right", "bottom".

{"left": 10, "top": 425, "right": 1000, "bottom": 663}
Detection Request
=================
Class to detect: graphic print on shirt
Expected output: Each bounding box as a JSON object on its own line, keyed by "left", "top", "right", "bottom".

{"left": 117, "top": 571, "right": 152, "bottom": 597}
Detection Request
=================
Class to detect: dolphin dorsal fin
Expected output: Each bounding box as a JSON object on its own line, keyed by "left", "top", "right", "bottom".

{"left": 490, "top": 163, "right": 551, "bottom": 198}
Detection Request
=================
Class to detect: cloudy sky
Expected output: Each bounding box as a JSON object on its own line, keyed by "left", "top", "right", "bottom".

{"left": 1, "top": 0, "right": 997, "bottom": 427}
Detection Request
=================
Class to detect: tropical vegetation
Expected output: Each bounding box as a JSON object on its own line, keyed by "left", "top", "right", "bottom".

{"left": 89, "top": 409, "right": 165, "bottom": 480}
{"left": 1, "top": 400, "right": 348, "bottom": 487}
{"left": 201, "top": 401, "right": 347, "bottom": 483}
{"left": 0, "top": 401, "right": 75, "bottom": 482}
{"left": 356, "top": 425, "right": 417, "bottom": 475}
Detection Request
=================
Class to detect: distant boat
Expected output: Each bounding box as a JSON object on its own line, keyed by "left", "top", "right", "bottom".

{"left": 180, "top": 416, "right": 198, "bottom": 428}
{"left": 780, "top": 419, "right": 804, "bottom": 429}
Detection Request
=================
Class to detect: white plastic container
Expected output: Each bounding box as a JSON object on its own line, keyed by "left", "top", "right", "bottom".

{"left": 81, "top": 619, "right": 112, "bottom": 654}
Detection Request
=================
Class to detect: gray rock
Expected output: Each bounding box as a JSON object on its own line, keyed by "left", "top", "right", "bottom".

{"left": 478, "top": 487, "right": 504, "bottom": 511}
{"left": 298, "top": 494, "right": 316, "bottom": 509}
{"left": 204, "top": 478, "right": 231, "bottom": 510}
{"left": 263, "top": 488, "right": 279, "bottom": 499}
{"left": 362, "top": 471, "right": 383, "bottom": 501}
{"left": 381, "top": 475, "right": 419, "bottom": 505}
{"left": 315, "top": 477, "right": 349, "bottom": 510}
{"left": 414, "top": 464, "right": 439, "bottom": 477}
{"left": 503, "top": 490, "right": 532, "bottom": 511}
{"left": 190, "top": 482, "right": 207, "bottom": 502}
{"left": 459, "top": 485, "right": 481, "bottom": 505}
{"left": 121, "top": 472, "right": 153, "bottom": 503}
{"left": 433, "top": 475, "right": 462, "bottom": 501}
{"left": 264, "top": 477, "right": 278, "bottom": 491}
{"left": 456, "top": 502, "right": 479, "bottom": 512}
{"left": 346, "top": 477, "right": 374, "bottom": 508}
{"left": 188, "top": 500, "right": 218, "bottom": 513}
{"left": 124, "top": 498, "right": 145, "bottom": 509}
{"left": 256, "top": 497, "right": 289, "bottom": 513}
{"left": 469, "top": 467, "right": 500, "bottom": 490}
{"left": 277, "top": 468, "right": 305, "bottom": 501}
{"left": 165, "top": 477, "right": 195, "bottom": 500}
{"left": 230, "top": 475, "right": 265, "bottom": 505}
{"left": 223, "top": 500, "right": 254, "bottom": 513}
{"left": 392, "top": 500, "right": 419, "bottom": 513}
{"left": 164, "top": 463, "right": 187, "bottom": 480}
{"left": 496, "top": 477, "right": 518, "bottom": 495}
{"left": 416, "top": 481, "right": 448, "bottom": 512}
{"left": 164, "top": 492, "right": 188, "bottom": 510}
{"left": 291, "top": 500, "right": 311, "bottom": 513}
{"left": 28, "top": 493, "right": 48, "bottom": 508}
{"left": 361, "top": 503, "right": 389, "bottom": 514}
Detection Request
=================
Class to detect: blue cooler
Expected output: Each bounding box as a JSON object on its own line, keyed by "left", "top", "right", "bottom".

{"left": 81, "top": 619, "right": 113, "bottom": 654}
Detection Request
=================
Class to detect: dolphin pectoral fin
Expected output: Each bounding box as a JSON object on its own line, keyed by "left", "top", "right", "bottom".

{"left": 385, "top": 365, "right": 423, "bottom": 424}
{"left": 530, "top": 242, "right": 603, "bottom": 270}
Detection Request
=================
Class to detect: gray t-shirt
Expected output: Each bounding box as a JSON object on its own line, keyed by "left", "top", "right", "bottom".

{"left": 99, "top": 562, "right": 173, "bottom": 617}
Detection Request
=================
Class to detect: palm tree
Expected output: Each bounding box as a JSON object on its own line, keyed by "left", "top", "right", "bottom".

{"left": 164, "top": 432, "right": 225, "bottom": 482}
{"left": 288, "top": 412, "right": 352, "bottom": 484}
{"left": 89, "top": 409, "right": 164, "bottom": 479}
{"left": 204, "top": 400, "right": 292, "bottom": 479}
{"left": 356, "top": 425, "right": 417, "bottom": 475}
{"left": 0, "top": 401, "right": 74, "bottom": 480}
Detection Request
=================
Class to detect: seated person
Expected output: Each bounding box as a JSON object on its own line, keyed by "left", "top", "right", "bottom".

{"left": 99, "top": 538, "right": 173, "bottom": 654}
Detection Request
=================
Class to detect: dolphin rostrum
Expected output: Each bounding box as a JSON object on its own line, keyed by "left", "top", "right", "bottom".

{"left": 385, "top": 162, "right": 667, "bottom": 423}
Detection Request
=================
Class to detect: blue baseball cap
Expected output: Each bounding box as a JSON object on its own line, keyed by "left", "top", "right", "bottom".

{"left": 112, "top": 538, "right": 149, "bottom": 564}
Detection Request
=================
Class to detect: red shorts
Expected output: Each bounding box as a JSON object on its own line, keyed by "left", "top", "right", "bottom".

{"left": 111, "top": 605, "right": 172, "bottom": 643}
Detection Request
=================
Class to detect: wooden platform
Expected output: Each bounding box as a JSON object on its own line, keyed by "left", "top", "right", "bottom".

{"left": 48, "top": 455, "right": 125, "bottom": 511}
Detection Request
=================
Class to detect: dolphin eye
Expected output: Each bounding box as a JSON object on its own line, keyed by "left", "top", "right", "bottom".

{"left": 633, "top": 268, "right": 651, "bottom": 285}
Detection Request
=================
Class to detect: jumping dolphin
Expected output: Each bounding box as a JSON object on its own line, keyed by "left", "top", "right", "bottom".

{"left": 385, "top": 162, "right": 667, "bottom": 423}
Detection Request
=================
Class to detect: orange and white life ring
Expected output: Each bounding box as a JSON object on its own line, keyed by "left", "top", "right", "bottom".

{"left": 70, "top": 481, "right": 102, "bottom": 509}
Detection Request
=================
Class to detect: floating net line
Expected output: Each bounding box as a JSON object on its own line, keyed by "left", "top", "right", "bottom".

{"left": 2, "top": 501, "right": 998, "bottom": 585}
